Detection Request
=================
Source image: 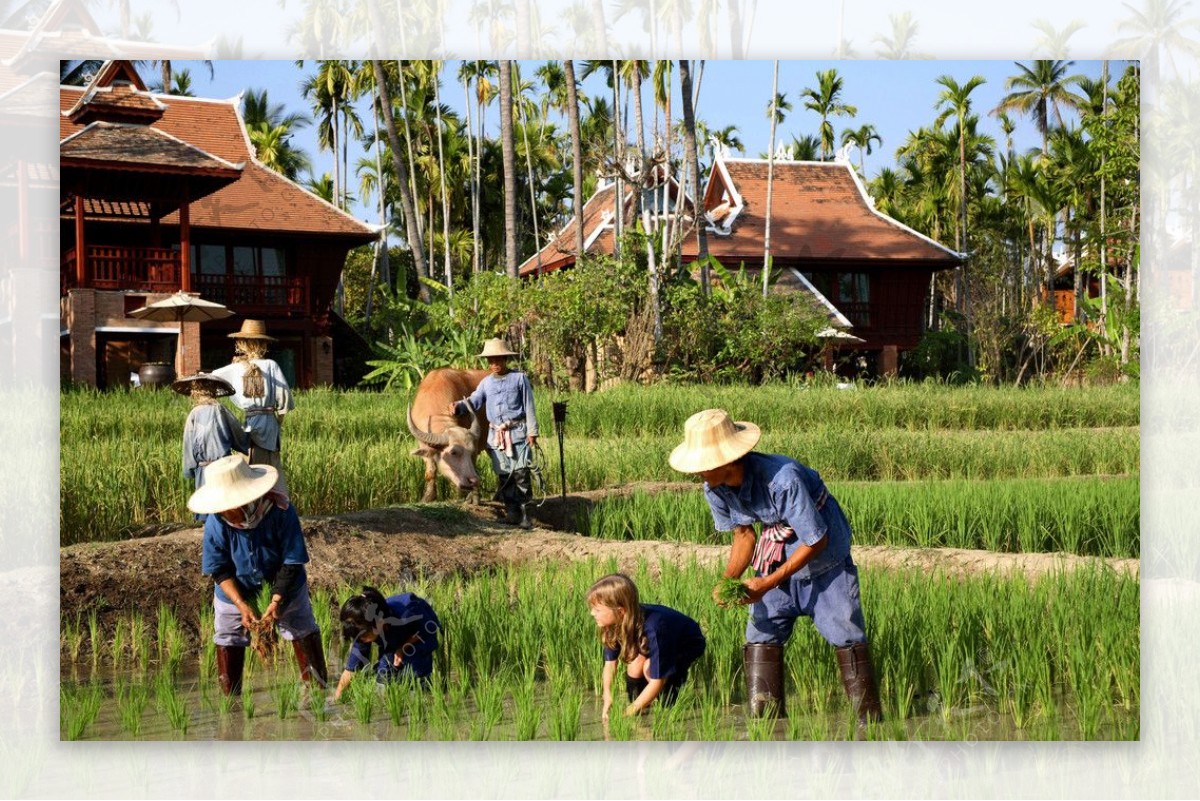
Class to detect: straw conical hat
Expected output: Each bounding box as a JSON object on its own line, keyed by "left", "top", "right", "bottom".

{"left": 227, "top": 319, "right": 276, "bottom": 341}
{"left": 171, "top": 373, "right": 235, "bottom": 398}
{"left": 478, "top": 338, "right": 518, "bottom": 358}
{"left": 668, "top": 409, "right": 761, "bottom": 473}
{"left": 187, "top": 455, "right": 279, "bottom": 514}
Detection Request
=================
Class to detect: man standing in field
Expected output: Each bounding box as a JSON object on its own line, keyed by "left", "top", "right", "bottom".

{"left": 669, "top": 408, "right": 882, "bottom": 723}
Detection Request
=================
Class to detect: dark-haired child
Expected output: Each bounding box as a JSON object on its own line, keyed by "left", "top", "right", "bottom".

{"left": 587, "top": 573, "right": 706, "bottom": 719}
{"left": 334, "top": 586, "right": 440, "bottom": 701}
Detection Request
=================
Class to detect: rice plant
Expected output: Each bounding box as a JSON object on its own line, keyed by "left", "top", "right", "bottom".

{"left": 117, "top": 681, "right": 150, "bottom": 737}
{"left": 272, "top": 677, "right": 301, "bottom": 720}
{"left": 60, "top": 681, "right": 103, "bottom": 740}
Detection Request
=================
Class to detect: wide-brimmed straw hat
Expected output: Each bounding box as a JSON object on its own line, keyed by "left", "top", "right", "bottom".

{"left": 187, "top": 455, "right": 279, "bottom": 514}
{"left": 478, "top": 338, "right": 518, "bottom": 358}
{"left": 668, "top": 409, "right": 761, "bottom": 473}
{"left": 171, "top": 373, "right": 235, "bottom": 398}
{"left": 227, "top": 319, "right": 276, "bottom": 341}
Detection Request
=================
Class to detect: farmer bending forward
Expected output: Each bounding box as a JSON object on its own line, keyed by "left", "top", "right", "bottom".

{"left": 669, "top": 408, "right": 882, "bottom": 723}
{"left": 191, "top": 454, "right": 327, "bottom": 697}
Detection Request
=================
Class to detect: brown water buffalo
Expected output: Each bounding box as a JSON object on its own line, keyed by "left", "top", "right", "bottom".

{"left": 407, "top": 368, "right": 490, "bottom": 502}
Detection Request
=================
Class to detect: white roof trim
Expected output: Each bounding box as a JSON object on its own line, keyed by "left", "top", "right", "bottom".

{"left": 842, "top": 162, "right": 963, "bottom": 260}
{"left": 704, "top": 155, "right": 745, "bottom": 236}
{"left": 789, "top": 268, "right": 853, "bottom": 329}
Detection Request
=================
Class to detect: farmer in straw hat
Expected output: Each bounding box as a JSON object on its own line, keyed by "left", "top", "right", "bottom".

{"left": 448, "top": 338, "right": 540, "bottom": 529}
{"left": 172, "top": 373, "right": 247, "bottom": 513}
{"left": 212, "top": 319, "right": 294, "bottom": 493}
{"left": 669, "top": 409, "right": 882, "bottom": 724}
{"left": 191, "top": 454, "right": 327, "bottom": 697}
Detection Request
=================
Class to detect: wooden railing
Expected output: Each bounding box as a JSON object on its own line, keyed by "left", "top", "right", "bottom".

{"left": 61, "top": 245, "right": 180, "bottom": 293}
{"left": 839, "top": 301, "right": 872, "bottom": 328}
{"left": 194, "top": 273, "right": 310, "bottom": 314}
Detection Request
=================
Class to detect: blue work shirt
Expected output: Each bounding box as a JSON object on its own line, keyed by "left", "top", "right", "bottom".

{"left": 200, "top": 502, "right": 309, "bottom": 604}
{"left": 182, "top": 403, "right": 247, "bottom": 485}
{"left": 704, "top": 451, "right": 852, "bottom": 580}
{"left": 345, "top": 593, "right": 440, "bottom": 678}
{"left": 454, "top": 371, "right": 539, "bottom": 448}
{"left": 603, "top": 604, "right": 706, "bottom": 680}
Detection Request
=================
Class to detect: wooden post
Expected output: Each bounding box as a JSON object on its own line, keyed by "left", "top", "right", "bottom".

{"left": 179, "top": 188, "right": 191, "bottom": 293}
{"left": 74, "top": 191, "right": 86, "bottom": 286}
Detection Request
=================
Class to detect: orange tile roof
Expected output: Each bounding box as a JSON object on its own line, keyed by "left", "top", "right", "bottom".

{"left": 61, "top": 85, "right": 378, "bottom": 241}
{"left": 684, "top": 158, "right": 959, "bottom": 267}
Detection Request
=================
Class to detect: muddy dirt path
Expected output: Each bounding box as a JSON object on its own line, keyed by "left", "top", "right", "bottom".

{"left": 59, "top": 489, "right": 1138, "bottom": 631}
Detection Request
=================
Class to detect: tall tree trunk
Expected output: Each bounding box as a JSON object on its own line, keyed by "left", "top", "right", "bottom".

{"left": 499, "top": 60, "right": 519, "bottom": 278}
{"left": 463, "top": 69, "right": 480, "bottom": 275}
{"left": 372, "top": 60, "right": 430, "bottom": 302}
{"left": 612, "top": 60, "right": 623, "bottom": 259}
{"left": 678, "top": 59, "right": 708, "bottom": 293}
{"left": 763, "top": 61, "right": 780, "bottom": 297}
{"left": 434, "top": 62, "right": 453, "bottom": 296}
{"left": 590, "top": 0, "right": 608, "bottom": 50}
{"left": 161, "top": 60, "right": 171, "bottom": 92}
{"left": 564, "top": 60, "right": 586, "bottom": 261}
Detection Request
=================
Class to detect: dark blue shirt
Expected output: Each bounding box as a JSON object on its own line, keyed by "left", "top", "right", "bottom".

{"left": 703, "top": 451, "right": 851, "bottom": 580}
{"left": 602, "top": 604, "right": 706, "bottom": 681}
{"left": 345, "top": 593, "right": 440, "bottom": 676}
{"left": 200, "top": 503, "right": 309, "bottom": 604}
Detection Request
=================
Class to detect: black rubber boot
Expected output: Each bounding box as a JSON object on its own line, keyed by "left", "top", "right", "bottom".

{"left": 216, "top": 644, "right": 246, "bottom": 696}
{"left": 836, "top": 641, "right": 883, "bottom": 724}
{"left": 625, "top": 674, "right": 649, "bottom": 703}
{"left": 492, "top": 472, "right": 511, "bottom": 504}
{"left": 744, "top": 643, "right": 786, "bottom": 718}
{"left": 513, "top": 468, "right": 534, "bottom": 529}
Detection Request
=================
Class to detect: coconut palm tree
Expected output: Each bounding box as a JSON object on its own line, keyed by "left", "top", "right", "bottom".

{"left": 563, "top": 60, "right": 586, "bottom": 259}
{"left": 993, "top": 60, "right": 1086, "bottom": 153}
{"left": 839, "top": 123, "right": 882, "bottom": 174}
{"left": 1030, "top": 18, "right": 1087, "bottom": 57}
{"left": 242, "top": 88, "right": 312, "bottom": 181}
{"left": 800, "top": 68, "right": 858, "bottom": 160}
{"left": 679, "top": 59, "right": 708, "bottom": 292}
{"left": 499, "top": 60, "right": 519, "bottom": 278}
{"left": 1108, "top": 0, "right": 1200, "bottom": 87}
{"left": 873, "top": 11, "right": 931, "bottom": 58}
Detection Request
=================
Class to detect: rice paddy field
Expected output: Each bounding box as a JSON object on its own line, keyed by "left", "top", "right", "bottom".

{"left": 59, "top": 381, "right": 1140, "bottom": 741}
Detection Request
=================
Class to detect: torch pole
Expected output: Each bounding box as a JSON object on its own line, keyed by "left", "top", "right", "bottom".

{"left": 552, "top": 401, "right": 568, "bottom": 499}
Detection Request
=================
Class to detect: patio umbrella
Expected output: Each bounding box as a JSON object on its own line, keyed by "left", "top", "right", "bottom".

{"left": 129, "top": 291, "right": 233, "bottom": 376}
{"left": 815, "top": 327, "right": 865, "bottom": 343}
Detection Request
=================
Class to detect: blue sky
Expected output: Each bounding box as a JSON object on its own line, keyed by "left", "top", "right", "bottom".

{"left": 164, "top": 58, "right": 1112, "bottom": 233}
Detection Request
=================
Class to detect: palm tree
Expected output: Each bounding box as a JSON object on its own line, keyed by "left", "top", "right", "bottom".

{"left": 993, "top": 60, "right": 1086, "bottom": 153}
{"left": 679, "top": 59, "right": 708, "bottom": 292}
{"left": 800, "top": 68, "right": 858, "bottom": 160}
{"left": 1030, "top": 18, "right": 1087, "bottom": 57}
{"left": 786, "top": 134, "right": 822, "bottom": 162}
{"left": 371, "top": 60, "right": 430, "bottom": 302}
{"left": 242, "top": 89, "right": 312, "bottom": 181}
{"left": 1108, "top": 0, "right": 1200, "bottom": 87}
{"left": 935, "top": 74, "right": 987, "bottom": 363}
{"left": 563, "top": 60, "right": 586, "bottom": 260}
{"left": 499, "top": 60, "right": 519, "bottom": 278}
{"left": 873, "top": 11, "right": 931, "bottom": 58}
{"left": 840, "top": 123, "right": 882, "bottom": 174}
{"left": 764, "top": 61, "right": 781, "bottom": 297}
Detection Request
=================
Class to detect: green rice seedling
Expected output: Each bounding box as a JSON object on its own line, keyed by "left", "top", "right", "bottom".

{"left": 86, "top": 611, "right": 101, "bottom": 668}
{"left": 60, "top": 681, "right": 104, "bottom": 740}
{"left": 383, "top": 680, "right": 407, "bottom": 727}
{"left": 242, "top": 684, "right": 256, "bottom": 720}
{"left": 549, "top": 683, "right": 583, "bottom": 741}
{"left": 154, "top": 672, "right": 189, "bottom": 735}
{"left": 471, "top": 679, "right": 505, "bottom": 740}
{"left": 129, "top": 612, "right": 151, "bottom": 673}
{"left": 604, "top": 705, "right": 636, "bottom": 741}
{"left": 63, "top": 616, "right": 84, "bottom": 665}
{"left": 403, "top": 677, "right": 427, "bottom": 740}
{"left": 512, "top": 681, "right": 540, "bottom": 741}
{"left": 272, "top": 677, "right": 301, "bottom": 720}
{"left": 348, "top": 673, "right": 376, "bottom": 725}
{"left": 714, "top": 578, "right": 750, "bottom": 606}
{"left": 117, "top": 680, "right": 150, "bottom": 737}
{"left": 745, "top": 710, "right": 779, "bottom": 741}
{"left": 218, "top": 687, "right": 237, "bottom": 717}
{"left": 109, "top": 618, "right": 126, "bottom": 667}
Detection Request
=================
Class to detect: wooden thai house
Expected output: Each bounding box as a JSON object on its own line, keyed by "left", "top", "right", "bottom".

{"left": 59, "top": 60, "right": 379, "bottom": 389}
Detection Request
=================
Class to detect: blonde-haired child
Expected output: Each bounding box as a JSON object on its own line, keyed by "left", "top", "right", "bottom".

{"left": 587, "top": 573, "right": 706, "bottom": 719}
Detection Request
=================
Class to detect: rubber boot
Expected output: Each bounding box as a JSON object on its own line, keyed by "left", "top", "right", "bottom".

{"left": 625, "top": 674, "right": 649, "bottom": 703}
{"left": 744, "top": 643, "right": 787, "bottom": 718}
{"left": 216, "top": 644, "right": 246, "bottom": 696}
{"left": 836, "top": 641, "right": 883, "bottom": 724}
{"left": 513, "top": 468, "right": 534, "bottom": 529}
{"left": 493, "top": 472, "right": 511, "bottom": 504}
{"left": 291, "top": 631, "right": 329, "bottom": 689}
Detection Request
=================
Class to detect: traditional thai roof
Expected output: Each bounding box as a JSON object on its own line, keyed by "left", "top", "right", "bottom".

{"left": 684, "top": 156, "right": 961, "bottom": 267}
{"left": 60, "top": 65, "right": 379, "bottom": 242}
{"left": 61, "top": 121, "right": 242, "bottom": 174}
{"left": 518, "top": 173, "right": 693, "bottom": 278}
